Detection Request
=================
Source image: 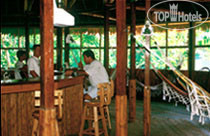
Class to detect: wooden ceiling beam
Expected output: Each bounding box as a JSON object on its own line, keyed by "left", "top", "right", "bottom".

{"left": 110, "top": 5, "right": 169, "bottom": 12}
{"left": 80, "top": 12, "right": 116, "bottom": 21}
{"left": 68, "top": 0, "right": 77, "bottom": 9}
{"left": 127, "top": 6, "right": 169, "bottom": 12}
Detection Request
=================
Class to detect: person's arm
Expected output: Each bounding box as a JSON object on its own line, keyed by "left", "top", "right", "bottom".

{"left": 30, "top": 70, "right": 39, "bottom": 77}
{"left": 30, "top": 70, "right": 39, "bottom": 78}
{"left": 78, "top": 62, "right": 89, "bottom": 76}
{"left": 20, "top": 65, "right": 27, "bottom": 72}
{"left": 27, "top": 58, "right": 39, "bottom": 78}
{"left": 77, "top": 70, "right": 89, "bottom": 76}
{"left": 78, "top": 62, "right": 83, "bottom": 69}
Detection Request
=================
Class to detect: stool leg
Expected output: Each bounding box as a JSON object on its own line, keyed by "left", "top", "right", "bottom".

{"left": 79, "top": 105, "right": 87, "bottom": 136}
{"left": 32, "top": 118, "right": 39, "bottom": 136}
{"left": 55, "top": 120, "right": 60, "bottom": 136}
{"left": 93, "top": 106, "right": 99, "bottom": 136}
{"left": 105, "top": 106, "right": 112, "bottom": 129}
{"left": 99, "top": 107, "right": 108, "bottom": 136}
{"left": 87, "top": 107, "right": 93, "bottom": 129}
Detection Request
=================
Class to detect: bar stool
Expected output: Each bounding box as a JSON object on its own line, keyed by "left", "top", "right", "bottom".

{"left": 104, "top": 80, "right": 114, "bottom": 129}
{"left": 79, "top": 83, "right": 111, "bottom": 136}
{"left": 31, "top": 90, "right": 63, "bottom": 136}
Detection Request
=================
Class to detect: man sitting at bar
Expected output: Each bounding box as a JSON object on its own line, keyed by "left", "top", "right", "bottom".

{"left": 78, "top": 50, "right": 109, "bottom": 100}
{"left": 27, "top": 44, "right": 41, "bottom": 78}
{"left": 14, "top": 50, "right": 28, "bottom": 79}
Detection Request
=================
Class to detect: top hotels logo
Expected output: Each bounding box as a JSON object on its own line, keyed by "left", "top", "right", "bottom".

{"left": 147, "top": 0, "right": 209, "bottom": 30}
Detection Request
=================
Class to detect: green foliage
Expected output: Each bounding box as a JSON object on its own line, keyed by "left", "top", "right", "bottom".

{"left": 70, "top": 34, "right": 80, "bottom": 47}
{"left": 168, "top": 49, "right": 188, "bottom": 70}
{"left": 109, "top": 33, "right": 116, "bottom": 47}
{"left": 69, "top": 49, "right": 80, "bottom": 68}
{"left": 1, "top": 25, "right": 209, "bottom": 70}
{"left": 151, "top": 49, "right": 166, "bottom": 69}
{"left": 136, "top": 48, "right": 145, "bottom": 69}
{"left": 195, "top": 47, "right": 210, "bottom": 70}
{"left": 196, "top": 27, "right": 210, "bottom": 46}
{"left": 168, "top": 29, "right": 188, "bottom": 46}
{"left": 109, "top": 49, "right": 116, "bottom": 68}
{"left": 82, "top": 34, "right": 99, "bottom": 47}
{"left": 151, "top": 32, "right": 166, "bottom": 46}
{"left": 1, "top": 50, "right": 7, "bottom": 68}
{"left": 1, "top": 50, "right": 19, "bottom": 68}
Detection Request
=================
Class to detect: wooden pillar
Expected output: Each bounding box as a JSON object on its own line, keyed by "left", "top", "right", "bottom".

{"left": 65, "top": 28, "right": 70, "bottom": 65}
{"left": 99, "top": 28, "right": 102, "bottom": 62}
{"left": 165, "top": 22, "right": 168, "bottom": 69}
{"left": 143, "top": 36, "right": 151, "bottom": 136}
{"left": 116, "top": 0, "right": 128, "bottom": 136}
{"left": 57, "top": 28, "right": 63, "bottom": 70}
{"left": 104, "top": 6, "right": 109, "bottom": 70}
{"left": 39, "top": 0, "right": 57, "bottom": 135}
{"left": 80, "top": 31, "right": 82, "bottom": 62}
{"left": 129, "top": 1, "right": 136, "bottom": 122}
{"left": 25, "top": 14, "right": 30, "bottom": 59}
{"left": 189, "top": 22, "right": 195, "bottom": 79}
{"left": 144, "top": 1, "right": 151, "bottom": 136}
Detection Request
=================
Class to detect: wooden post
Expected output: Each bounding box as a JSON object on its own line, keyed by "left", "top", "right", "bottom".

{"left": 39, "top": 0, "right": 57, "bottom": 135}
{"left": 144, "top": 1, "right": 151, "bottom": 136}
{"left": 80, "top": 31, "right": 82, "bottom": 62}
{"left": 116, "top": 0, "right": 128, "bottom": 136}
{"left": 99, "top": 28, "right": 102, "bottom": 62}
{"left": 165, "top": 22, "right": 168, "bottom": 69}
{"left": 129, "top": 1, "right": 136, "bottom": 122}
{"left": 104, "top": 6, "right": 109, "bottom": 70}
{"left": 25, "top": 14, "right": 30, "bottom": 60}
{"left": 143, "top": 36, "right": 151, "bottom": 136}
{"left": 189, "top": 22, "right": 195, "bottom": 79}
{"left": 57, "top": 28, "right": 63, "bottom": 70}
{"left": 129, "top": 79, "right": 136, "bottom": 121}
{"left": 65, "top": 28, "right": 70, "bottom": 65}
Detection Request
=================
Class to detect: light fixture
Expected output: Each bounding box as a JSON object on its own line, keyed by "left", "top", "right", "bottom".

{"left": 53, "top": 0, "right": 75, "bottom": 27}
{"left": 141, "top": 20, "right": 153, "bottom": 36}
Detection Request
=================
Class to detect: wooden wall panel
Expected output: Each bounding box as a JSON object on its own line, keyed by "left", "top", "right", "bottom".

{"left": 1, "top": 94, "right": 8, "bottom": 136}
{"left": 61, "top": 84, "right": 83, "bottom": 135}
{"left": 1, "top": 92, "right": 34, "bottom": 136}
{"left": 1, "top": 83, "right": 83, "bottom": 136}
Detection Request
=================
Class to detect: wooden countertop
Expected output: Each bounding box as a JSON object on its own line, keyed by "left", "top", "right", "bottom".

{"left": 1, "top": 75, "right": 84, "bottom": 94}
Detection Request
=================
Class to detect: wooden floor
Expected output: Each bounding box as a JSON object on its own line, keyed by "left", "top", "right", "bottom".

{"left": 107, "top": 100, "right": 210, "bottom": 136}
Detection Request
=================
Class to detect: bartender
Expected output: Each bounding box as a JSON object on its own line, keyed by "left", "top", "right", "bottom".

{"left": 27, "top": 44, "right": 40, "bottom": 78}
{"left": 14, "top": 50, "right": 27, "bottom": 79}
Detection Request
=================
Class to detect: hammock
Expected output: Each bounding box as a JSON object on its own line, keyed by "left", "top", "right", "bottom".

{"left": 154, "top": 69, "right": 190, "bottom": 109}
{"left": 134, "top": 35, "right": 210, "bottom": 124}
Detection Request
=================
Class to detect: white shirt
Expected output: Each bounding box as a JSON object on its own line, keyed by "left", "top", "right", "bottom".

{"left": 27, "top": 56, "right": 40, "bottom": 78}
{"left": 83, "top": 60, "right": 109, "bottom": 98}
{"left": 14, "top": 61, "right": 24, "bottom": 79}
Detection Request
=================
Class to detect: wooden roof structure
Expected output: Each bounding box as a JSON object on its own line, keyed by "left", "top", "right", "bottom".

{"left": 1, "top": 0, "right": 210, "bottom": 27}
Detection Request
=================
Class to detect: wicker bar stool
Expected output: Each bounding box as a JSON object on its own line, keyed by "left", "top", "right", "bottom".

{"left": 104, "top": 80, "right": 114, "bottom": 129}
{"left": 31, "top": 90, "right": 63, "bottom": 136}
{"left": 79, "top": 83, "right": 111, "bottom": 136}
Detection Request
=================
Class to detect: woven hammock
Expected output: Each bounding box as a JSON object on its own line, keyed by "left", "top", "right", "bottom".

{"left": 135, "top": 36, "right": 210, "bottom": 124}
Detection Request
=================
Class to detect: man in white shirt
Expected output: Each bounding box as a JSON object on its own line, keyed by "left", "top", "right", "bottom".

{"left": 79, "top": 50, "right": 109, "bottom": 100}
{"left": 15, "top": 50, "right": 27, "bottom": 79}
{"left": 27, "top": 44, "right": 41, "bottom": 78}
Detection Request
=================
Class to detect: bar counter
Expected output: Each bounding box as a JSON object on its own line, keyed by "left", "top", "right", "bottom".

{"left": 1, "top": 75, "right": 84, "bottom": 136}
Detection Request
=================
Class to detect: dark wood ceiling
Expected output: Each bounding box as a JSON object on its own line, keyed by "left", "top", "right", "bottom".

{"left": 1, "top": 0, "right": 210, "bottom": 27}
